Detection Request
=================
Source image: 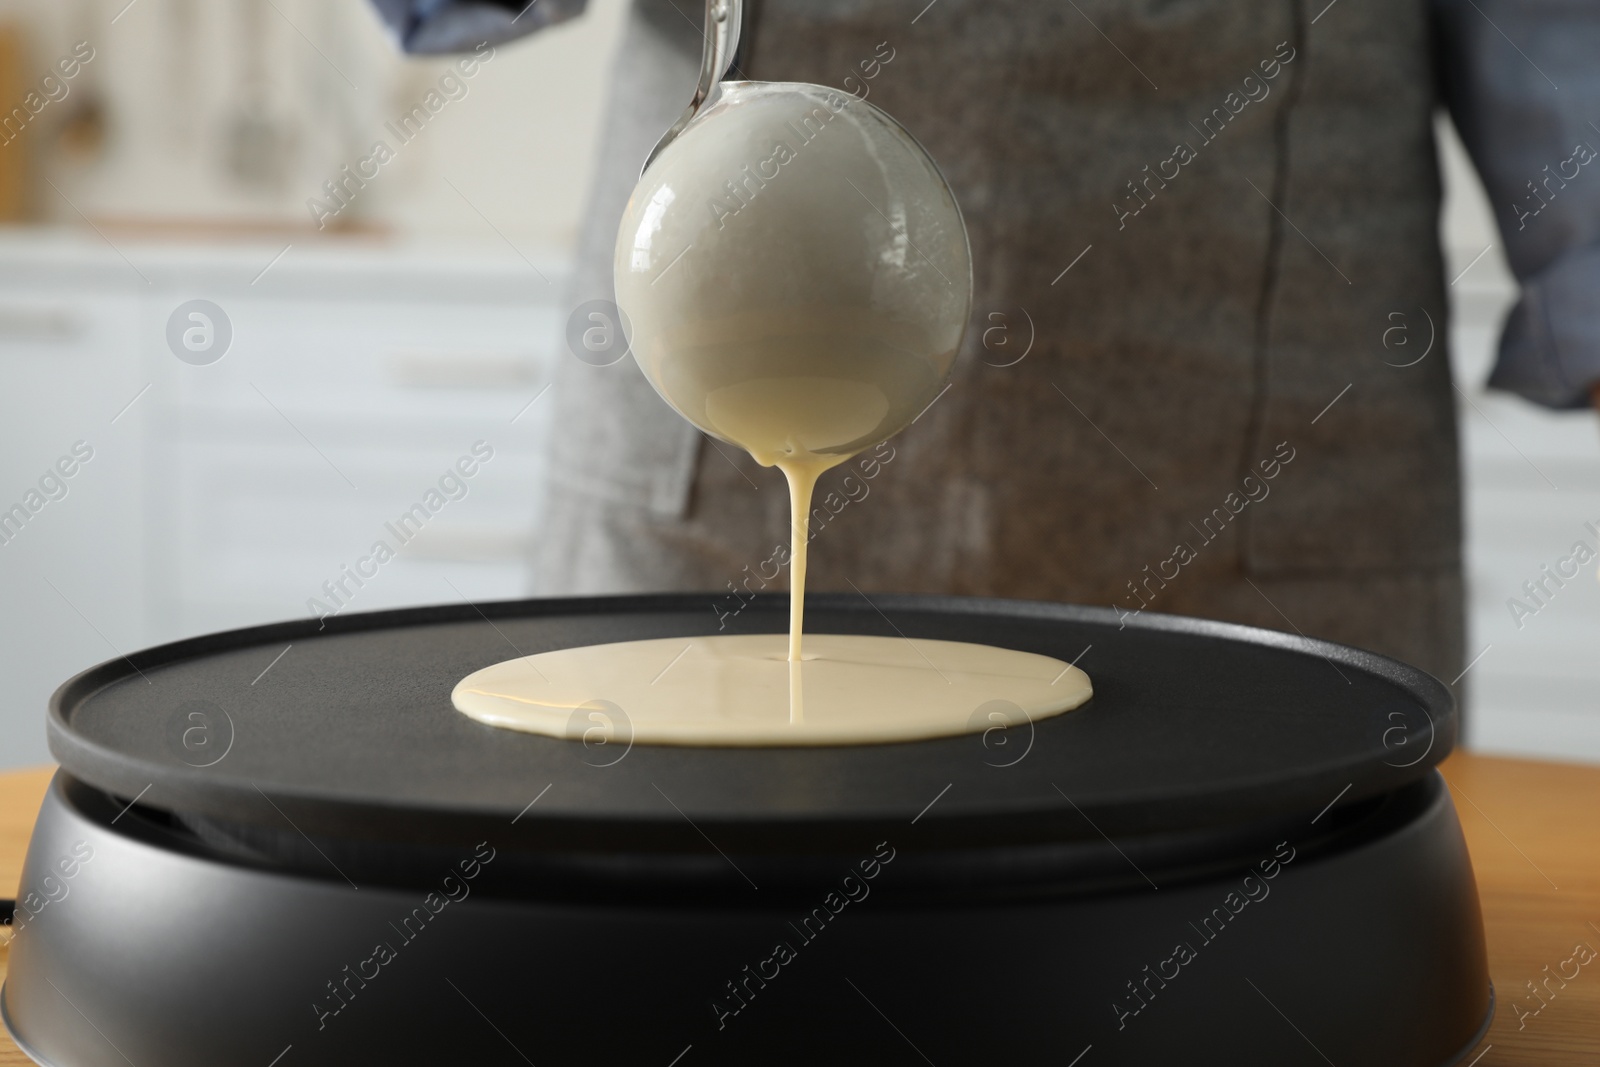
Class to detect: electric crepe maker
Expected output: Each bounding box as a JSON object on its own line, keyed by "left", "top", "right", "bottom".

{"left": 3, "top": 594, "right": 1491, "bottom": 1065}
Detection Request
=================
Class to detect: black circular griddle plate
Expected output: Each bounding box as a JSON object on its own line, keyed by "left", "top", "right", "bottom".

{"left": 48, "top": 594, "right": 1452, "bottom": 851}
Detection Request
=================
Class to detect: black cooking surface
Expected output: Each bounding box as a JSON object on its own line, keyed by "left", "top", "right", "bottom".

{"left": 48, "top": 594, "right": 1451, "bottom": 849}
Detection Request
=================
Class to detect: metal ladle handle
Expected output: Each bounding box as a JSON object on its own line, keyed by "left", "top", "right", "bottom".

{"left": 641, "top": 0, "right": 747, "bottom": 175}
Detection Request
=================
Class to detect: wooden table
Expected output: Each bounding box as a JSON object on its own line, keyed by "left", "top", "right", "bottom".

{"left": 0, "top": 753, "right": 1596, "bottom": 1065}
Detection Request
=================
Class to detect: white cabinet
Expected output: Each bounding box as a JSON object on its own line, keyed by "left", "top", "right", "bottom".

{"left": 0, "top": 260, "right": 148, "bottom": 769}
{"left": 0, "top": 235, "right": 567, "bottom": 766}
{"left": 144, "top": 284, "right": 563, "bottom": 632}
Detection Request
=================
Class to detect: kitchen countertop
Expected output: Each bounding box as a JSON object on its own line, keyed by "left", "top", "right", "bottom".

{"left": 0, "top": 228, "right": 567, "bottom": 302}
{"left": 0, "top": 752, "right": 1596, "bottom": 1065}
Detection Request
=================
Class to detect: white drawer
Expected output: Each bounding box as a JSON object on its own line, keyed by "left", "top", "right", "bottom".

{"left": 145, "top": 294, "right": 567, "bottom": 441}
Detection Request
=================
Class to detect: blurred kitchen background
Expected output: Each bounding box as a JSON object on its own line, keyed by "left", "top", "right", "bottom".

{"left": 0, "top": 0, "right": 1595, "bottom": 768}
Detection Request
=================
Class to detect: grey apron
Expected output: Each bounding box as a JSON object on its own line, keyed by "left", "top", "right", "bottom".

{"left": 533, "top": 0, "right": 1464, "bottom": 685}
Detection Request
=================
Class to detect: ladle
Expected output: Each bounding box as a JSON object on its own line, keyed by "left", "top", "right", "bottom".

{"left": 642, "top": 0, "right": 749, "bottom": 174}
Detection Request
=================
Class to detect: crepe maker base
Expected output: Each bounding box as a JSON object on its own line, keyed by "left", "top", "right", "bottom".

{"left": 4, "top": 594, "right": 1491, "bottom": 1065}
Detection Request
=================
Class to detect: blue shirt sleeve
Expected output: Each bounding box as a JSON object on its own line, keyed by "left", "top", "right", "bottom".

{"left": 1435, "top": 0, "right": 1600, "bottom": 409}
{"left": 368, "top": 0, "right": 587, "bottom": 54}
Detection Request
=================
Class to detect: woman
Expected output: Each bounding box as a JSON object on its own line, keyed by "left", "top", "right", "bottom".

{"left": 375, "top": 0, "right": 1600, "bottom": 688}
